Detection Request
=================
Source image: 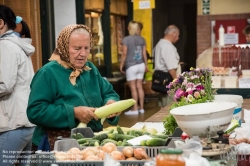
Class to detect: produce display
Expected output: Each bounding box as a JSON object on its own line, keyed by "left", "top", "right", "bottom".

{"left": 54, "top": 144, "right": 151, "bottom": 161}
{"left": 71, "top": 126, "right": 168, "bottom": 147}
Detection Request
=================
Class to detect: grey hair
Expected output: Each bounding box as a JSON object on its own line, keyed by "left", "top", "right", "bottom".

{"left": 164, "top": 25, "right": 179, "bottom": 35}
{"left": 72, "top": 28, "right": 90, "bottom": 36}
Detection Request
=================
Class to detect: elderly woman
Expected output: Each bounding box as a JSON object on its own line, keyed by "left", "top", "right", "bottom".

{"left": 27, "top": 24, "right": 120, "bottom": 151}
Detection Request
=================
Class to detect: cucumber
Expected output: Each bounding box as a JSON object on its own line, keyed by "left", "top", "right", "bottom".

{"left": 129, "top": 130, "right": 136, "bottom": 136}
{"left": 151, "top": 134, "right": 168, "bottom": 139}
{"left": 121, "top": 139, "right": 127, "bottom": 146}
{"left": 146, "top": 138, "right": 167, "bottom": 146}
{"left": 117, "top": 141, "right": 123, "bottom": 146}
{"left": 71, "top": 133, "right": 77, "bottom": 139}
{"left": 107, "top": 129, "right": 114, "bottom": 134}
{"left": 117, "top": 126, "right": 124, "bottom": 134}
{"left": 94, "top": 141, "right": 100, "bottom": 146}
{"left": 81, "top": 143, "right": 89, "bottom": 146}
{"left": 100, "top": 139, "right": 118, "bottom": 146}
{"left": 134, "top": 130, "right": 143, "bottom": 136}
{"left": 77, "top": 138, "right": 92, "bottom": 144}
{"left": 143, "top": 132, "right": 151, "bottom": 135}
{"left": 76, "top": 133, "right": 84, "bottom": 140}
{"left": 86, "top": 139, "right": 100, "bottom": 144}
{"left": 124, "top": 142, "right": 133, "bottom": 146}
{"left": 113, "top": 134, "right": 135, "bottom": 141}
{"left": 89, "top": 142, "right": 95, "bottom": 146}
{"left": 140, "top": 140, "right": 147, "bottom": 146}
{"left": 92, "top": 133, "right": 108, "bottom": 141}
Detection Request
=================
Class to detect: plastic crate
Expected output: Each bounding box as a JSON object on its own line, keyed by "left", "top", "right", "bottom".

{"left": 28, "top": 153, "right": 146, "bottom": 166}
{"left": 71, "top": 127, "right": 95, "bottom": 138}
{"left": 27, "top": 139, "right": 164, "bottom": 166}
{"left": 54, "top": 139, "right": 164, "bottom": 157}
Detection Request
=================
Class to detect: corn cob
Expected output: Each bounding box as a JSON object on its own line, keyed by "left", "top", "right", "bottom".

{"left": 77, "top": 99, "right": 136, "bottom": 128}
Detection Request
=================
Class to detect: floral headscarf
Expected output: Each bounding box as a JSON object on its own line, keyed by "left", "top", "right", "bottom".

{"left": 49, "top": 24, "right": 93, "bottom": 85}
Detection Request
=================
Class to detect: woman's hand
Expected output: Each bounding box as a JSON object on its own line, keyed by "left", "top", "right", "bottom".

{"left": 105, "top": 100, "right": 121, "bottom": 118}
{"left": 74, "top": 106, "right": 98, "bottom": 124}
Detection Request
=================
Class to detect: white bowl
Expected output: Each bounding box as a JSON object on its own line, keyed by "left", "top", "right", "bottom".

{"left": 170, "top": 102, "right": 237, "bottom": 138}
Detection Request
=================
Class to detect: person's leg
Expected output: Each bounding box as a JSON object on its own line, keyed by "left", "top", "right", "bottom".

{"left": 128, "top": 79, "right": 138, "bottom": 111}
{"left": 0, "top": 127, "right": 34, "bottom": 166}
{"left": 125, "top": 65, "right": 139, "bottom": 115}
{"left": 157, "top": 93, "right": 165, "bottom": 109}
{"left": 136, "top": 63, "right": 146, "bottom": 113}
{"left": 136, "top": 79, "right": 145, "bottom": 113}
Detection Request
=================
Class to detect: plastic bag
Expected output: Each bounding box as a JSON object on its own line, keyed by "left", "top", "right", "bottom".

{"left": 184, "top": 153, "right": 210, "bottom": 166}
{"left": 175, "top": 136, "right": 203, "bottom": 157}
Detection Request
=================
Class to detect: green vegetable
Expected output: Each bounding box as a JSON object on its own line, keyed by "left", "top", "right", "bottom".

{"left": 151, "top": 134, "right": 168, "bottom": 139}
{"left": 140, "top": 140, "right": 147, "bottom": 146}
{"left": 100, "top": 139, "right": 118, "bottom": 146}
{"left": 77, "top": 138, "right": 92, "bottom": 144}
{"left": 113, "top": 134, "right": 135, "bottom": 141}
{"left": 117, "top": 126, "right": 124, "bottom": 134}
{"left": 94, "top": 141, "right": 100, "bottom": 146}
{"left": 76, "top": 133, "right": 84, "bottom": 140}
{"left": 92, "top": 133, "right": 108, "bottom": 141}
{"left": 121, "top": 139, "right": 127, "bottom": 146}
{"left": 71, "top": 133, "right": 77, "bottom": 139}
{"left": 146, "top": 138, "right": 167, "bottom": 146}
{"left": 117, "top": 141, "right": 123, "bottom": 146}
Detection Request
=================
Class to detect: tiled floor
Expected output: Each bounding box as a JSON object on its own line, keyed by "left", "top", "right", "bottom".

{"left": 103, "top": 99, "right": 161, "bottom": 128}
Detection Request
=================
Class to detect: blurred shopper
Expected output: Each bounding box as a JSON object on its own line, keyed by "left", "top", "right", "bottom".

{"left": 0, "top": 4, "right": 35, "bottom": 165}
{"left": 154, "top": 25, "right": 180, "bottom": 108}
{"left": 120, "top": 21, "right": 148, "bottom": 115}
{"left": 243, "top": 25, "right": 250, "bottom": 44}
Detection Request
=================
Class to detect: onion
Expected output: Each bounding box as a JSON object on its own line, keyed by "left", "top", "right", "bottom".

{"left": 126, "top": 157, "right": 137, "bottom": 160}
{"left": 97, "top": 150, "right": 105, "bottom": 160}
{"left": 67, "top": 147, "right": 81, "bottom": 154}
{"left": 101, "top": 142, "right": 117, "bottom": 153}
{"left": 134, "top": 148, "right": 148, "bottom": 160}
{"left": 85, "top": 155, "right": 101, "bottom": 161}
{"left": 122, "top": 147, "right": 134, "bottom": 158}
{"left": 54, "top": 151, "right": 69, "bottom": 161}
{"left": 81, "top": 147, "right": 99, "bottom": 159}
{"left": 110, "top": 150, "right": 125, "bottom": 160}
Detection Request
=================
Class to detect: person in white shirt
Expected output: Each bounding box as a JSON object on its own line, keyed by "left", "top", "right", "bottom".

{"left": 154, "top": 25, "right": 180, "bottom": 108}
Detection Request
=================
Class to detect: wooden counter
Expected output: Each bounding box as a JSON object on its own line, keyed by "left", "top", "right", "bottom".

{"left": 145, "top": 99, "right": 250, "bottom": 122}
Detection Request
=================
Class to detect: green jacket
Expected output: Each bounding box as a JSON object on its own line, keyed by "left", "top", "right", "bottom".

{"left": 27, "top": 61, "right": 120, "bottom": 146}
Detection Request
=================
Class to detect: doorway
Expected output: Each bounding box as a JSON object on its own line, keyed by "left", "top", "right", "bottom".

{"left": 152, "top": 0, "right": 197, "bottom": 72}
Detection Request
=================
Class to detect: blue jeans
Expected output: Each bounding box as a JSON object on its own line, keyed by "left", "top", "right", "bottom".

{"left": 0, "top": 127, "right": 35, "bottom": 166}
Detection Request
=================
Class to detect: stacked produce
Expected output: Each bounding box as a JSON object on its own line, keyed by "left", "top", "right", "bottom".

{"left": 72, "top": 126, "right": 168, "bottom": 147}
{"left": 54, "top": 143, "right": 150, "bottom": 161}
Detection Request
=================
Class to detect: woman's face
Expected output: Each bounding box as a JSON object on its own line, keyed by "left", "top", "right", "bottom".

{"left": 68, "top": 32, "right": 91, "bottom": 69}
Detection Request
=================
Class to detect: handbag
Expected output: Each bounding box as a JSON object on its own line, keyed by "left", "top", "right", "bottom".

{"left": 151, "top": 70, "right": 173, "bottom": 93}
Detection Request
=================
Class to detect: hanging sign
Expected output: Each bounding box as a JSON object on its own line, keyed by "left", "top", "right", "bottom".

{"left": 224, "top": 33, "right": 239, "bottom": 44}
{"left": 202, "top": 0, "right": 210, "bottom": 15}
{"left": 133, "top": 0, "right": 155, "bottom": 10}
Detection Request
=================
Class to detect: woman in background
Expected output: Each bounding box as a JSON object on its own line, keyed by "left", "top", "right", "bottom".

{"left": 0, "top": 4, "right": 35, "bottom": 165}
{"left": 120, "top": 21, "right": 148, "bottom": 115}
